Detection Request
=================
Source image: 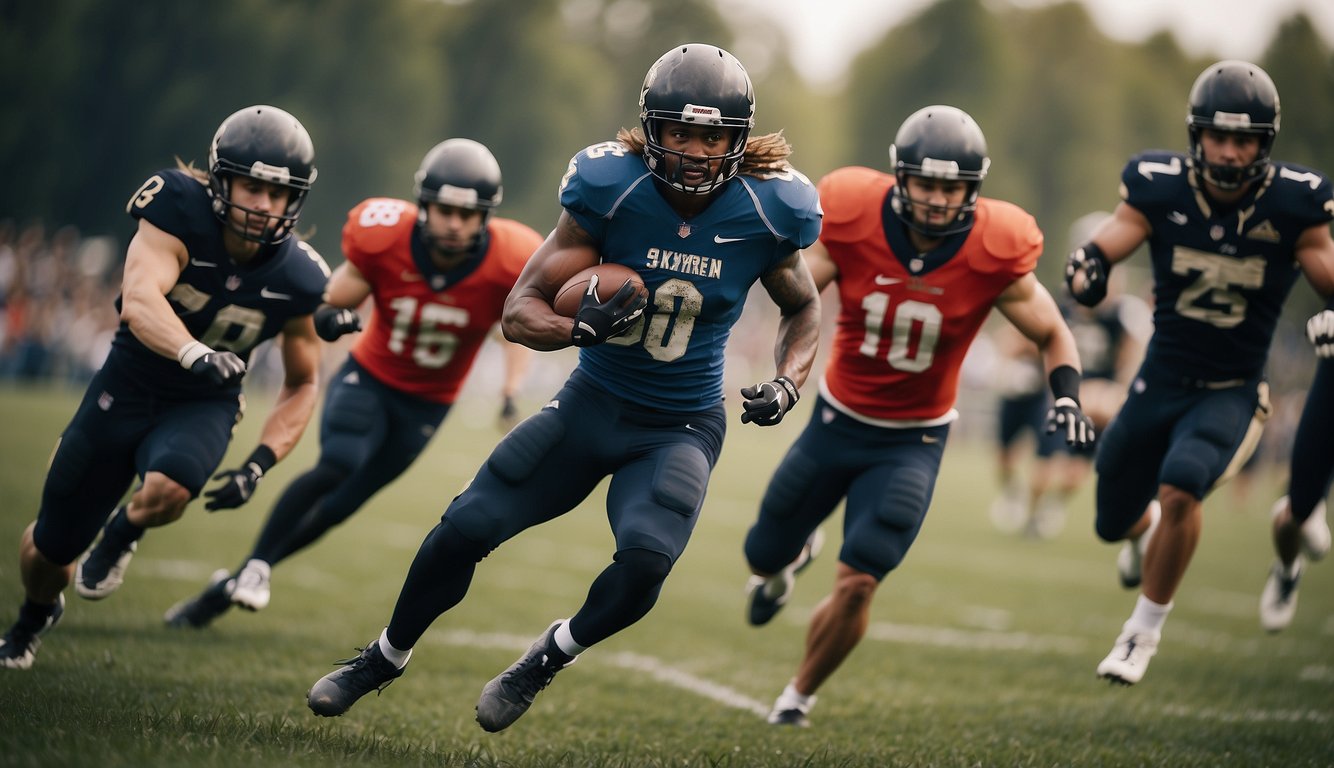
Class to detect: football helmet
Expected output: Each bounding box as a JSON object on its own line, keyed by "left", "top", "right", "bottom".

{"left": 413, "top": 138, "right": 503, "bottom": 253}
{"left": 1186, "top": 60, "right": 1280, "bottom": 190}
{"left": 208, "top": 105, "right": 317, "bottom": 245}
{"left": 639, "top": 43, "right": 755, "bottom": 195}
{"left": 889, "top": 105, "right": 990, "bottom": 237}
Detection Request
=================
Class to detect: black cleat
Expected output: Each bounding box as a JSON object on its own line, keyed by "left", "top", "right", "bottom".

{"left": 476, "top": 621, "right": 575, "bottom": 732}
{"left": 307, "top": 640, "right": 404, "bottom": 717}
{"left": 0, "top": 594, "right": 65, "bottom": 670}
{"left": 746, "top": 529, "right": 825, "bottom": 626}
{"left": 164, "top": 570, "right": 235, "bottom": 629}
{"left": 76, "top": 509, "right": 138, "bottom": 600}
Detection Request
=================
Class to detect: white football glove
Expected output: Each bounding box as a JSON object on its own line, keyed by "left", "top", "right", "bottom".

{"left": 1307, "top": 309, "right": 1334, "bottom": 358}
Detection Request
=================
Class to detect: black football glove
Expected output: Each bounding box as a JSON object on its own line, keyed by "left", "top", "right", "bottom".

{"left": 190, "top": 351, "right": 247, "bottom": 387}
{"left": 1307, "top": 309, "right": 1334, "bottom": 358}
{"left": 313, "top": 304, "right": 363, "bottom": 342}
{"left": 571, "top": 275, "right": 647, "bottom": 348}
{"left": 1045, "top": 396, "right": 1096, "bottom": 449}
{"left": 740, "top": 376, "right": 800, "bottom": 426}
{"left": 203, "top": 446, "right": 275, "bottom": 511}
{"left": 1064, "top": 246, "right": 1109, "bottom": 307}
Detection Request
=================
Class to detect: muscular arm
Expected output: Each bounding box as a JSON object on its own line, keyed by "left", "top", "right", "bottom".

{"left": 1090, "top": 201, "right": 1153, "bottom": 263}
{"left": 995, "top": 272, "right": 1082, "bottom": 376}
{"left": 801, "top": 239, "right": 839, "bottom": 293}
{"left": 256, "top": 314, "right": 321, "bottom": 462}
{"left": 325, "top": 260, "right": 373, "bottom": 308}
{"left": 1295, "top": 223, "right": 1334, "bottom": 297}
{"left": 501, "top": 211, "right": 599, "bottom": 351}
{"left": 118, "top": 218, "right": 194, "bottom": 358}
{"left": 760, "top": 247, "right": 822, "bottom": 389}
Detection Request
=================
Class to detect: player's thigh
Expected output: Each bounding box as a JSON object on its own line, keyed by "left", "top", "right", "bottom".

{"left": 745, "top": 416, "right": 855, "bottom": 573}
{"left": 137, "top": 397, "right": 241, "bottom": 497}
{"left": 317, "top": 367, "right": 393, "bottom": 470}
{"left": 1165, "top": 383, "right": 1264, "bottom": 498}
{"left": 605, "top": 405, "right": 727, "bottom": 562}
{"left": 33, "top": 378, "right": 150, "bottom": 564}
{"left": 840, "top": 424, "right": 949, "bottom": 580}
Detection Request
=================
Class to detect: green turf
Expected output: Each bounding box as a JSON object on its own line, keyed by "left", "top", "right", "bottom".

{"left": 0, "top": 383, "right": 1329, "bottom": 767}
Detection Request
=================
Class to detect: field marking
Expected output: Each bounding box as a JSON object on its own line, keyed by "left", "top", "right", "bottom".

{"left": 429, "top": 629, "right": 770, "bottom": 716}
{"left": 1160, "top": 704, "right": 1331, "bottom": 724}
{"left": 865, "top": 621, "right": 1087, "bottom": 654}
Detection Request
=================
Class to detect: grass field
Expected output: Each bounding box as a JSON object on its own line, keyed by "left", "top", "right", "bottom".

{"left": 0, "top": 382, "right": 1330, "bottom": 767}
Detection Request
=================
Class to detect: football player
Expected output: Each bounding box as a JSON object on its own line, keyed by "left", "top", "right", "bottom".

{"left": 1258, "top": 304, "right": 1333, "bottom": 631}
{"left": 0, "top": 105, "right": 327, "bottom": 670}
{"left": 162, "top": 139, "right": 541, "bottom": 628}
{"left": 742, "top": 105, "right": 1092, "bottom": 727}
{"left": 305, "top": 42, "right": 823, "bottom": 731}
{"left": 1065, "top": 60, "right": 1334, "bottom": 684}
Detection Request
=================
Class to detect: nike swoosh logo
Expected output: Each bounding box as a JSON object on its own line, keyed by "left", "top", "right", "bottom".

{"left": 922, "top": 434, "right": 939, "bottom": 444}
{"left": 874, "top": 275, "right": 903, "bottom": 285}
{"left": 260, "top": 287, "right": 292, "bottom": 300}
{"left": 685, "top": 424, "right": 698, "bottom": 431}
{"left": 714, "top": 235, "right": 745, "bottom": 244}
{"left": 190, "top": 259, "right": 217, "bottom": 268}
{"left": 1168, "top": 211, "right": 1188, "bottom": 225}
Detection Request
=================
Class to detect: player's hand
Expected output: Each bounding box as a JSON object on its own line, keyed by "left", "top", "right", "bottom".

{"left": 189, "top": 351, "right": 246, "bottom": 387}
{"left": 203, "top": 462, "right": 265, "bottom": 511}
{"left": 1065, "top": 246, "right": 1108, "bottom": 307}
{"left": 1307, "top": 309, "right": 1334, "bottom": 358}
{"left": 1045, "top": 397, "right": 1095, "bottom": 449}
{"left": 498, "top": 395, "right": 519, "bottom": 431}
{"left": 313, "top": 305, "right": 362, "bottom": 342}
{"left": 740, "top": 376, "right": 800, "bottom": 426}
{"left": 571, "top": 276, "right": 647, "bottom": 347}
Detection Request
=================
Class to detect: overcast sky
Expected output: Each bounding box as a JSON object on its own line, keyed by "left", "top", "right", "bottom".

{"left": 729, "top": 0, "right": 1334, "bottom": 85}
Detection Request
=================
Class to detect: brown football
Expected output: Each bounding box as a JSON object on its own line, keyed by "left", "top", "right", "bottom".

{"left": 553, "top": 263, "right": 646, "bottom": 317}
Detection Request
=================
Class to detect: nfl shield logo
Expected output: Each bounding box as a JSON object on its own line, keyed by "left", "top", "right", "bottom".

{"left": 98, "top": 391, "right": 114, "bottom": 411}
{"left": 1210, "top": 225, "right": 1225, "bottom": 241}
{"left": 226, "top": 275, "right": 242, "bottom": 291}
{"left": 677, "top": 223, "right": 692, "bottom": 239}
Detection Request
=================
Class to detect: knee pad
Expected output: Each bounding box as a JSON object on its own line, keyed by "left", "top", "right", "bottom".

{"left": 843, "top": 466, "right": 930, "bottom": 578}
{"left": 486, "top": 409, "right": 565, "bottom": 485}
{"left": 650, "top": 445, "right": 710, "bottom": 516}
{"left": 423, "top": 519, "right": 492, "bottom": 565}
{"left": 612, "top": 547, "right": 673, "bottom": 591}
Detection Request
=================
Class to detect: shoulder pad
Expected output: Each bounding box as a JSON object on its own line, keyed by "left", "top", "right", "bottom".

{"left": 487, "top": 217, "right": 544, "bottom": 277}
{"left": 1120, "top": 150, "right": 1189, "bottom": 209}
{"left": 558, "top": 142, "right": 646, "bottom": 219}
{"left": 970, "top": 198, "right": 1043, "bottom": 276}
{"left": 1270, "top": 161, "right": 1334, "bottom": 228}
{"left": 816, "top": 166, "right": 891, "bottom": 244}
{"left": 126, "top": 169, "right": 213, "bottom": 237}
{"left": 738, "top": 165, "right": 823, "bottom": 248}
{"left": 343, "top": 198, "right": 416, "bottom": 260}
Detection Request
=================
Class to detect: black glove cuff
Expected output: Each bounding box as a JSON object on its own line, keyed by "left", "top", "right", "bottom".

{"left": 247, "top": 445, "right": 277, "bottom": 476}
{"left": 775, "top": 376, "right": 800, "bottom": 407}
{"left": 1080, "top": 241, "right": 1110, "bottom": 274}
{"left": 1049, "top": 365, "right": 1082, "bottom": 406}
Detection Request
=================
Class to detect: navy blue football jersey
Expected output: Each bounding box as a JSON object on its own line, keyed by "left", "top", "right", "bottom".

{"left": 114, "top": 168, "right": 329, "bottom": 397}
{"left": 1121, "top": 151, "right": 1334, "bottom": 381}
{"left": 559, "top": 141, "right": 822, "bottom": 411}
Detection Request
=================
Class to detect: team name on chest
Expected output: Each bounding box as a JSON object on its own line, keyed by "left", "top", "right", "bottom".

{"left": 645, "top": 248, "right": 723, "bottom": 279}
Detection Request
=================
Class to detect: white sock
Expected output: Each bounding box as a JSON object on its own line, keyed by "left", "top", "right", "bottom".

{"left": 377, "top": 628, "right": 412, "bottom": 669}
{"left": 553, "top": 618, "right": 586, "bottom": 656}
{"left": 242, "top": 558, "right": 271, "bottom": 578}
{"left": 774, "top": 681, "right": 816, "bottom": 712}
{"left": 1125, "top": 594, "right": 1173, "bottom": 636}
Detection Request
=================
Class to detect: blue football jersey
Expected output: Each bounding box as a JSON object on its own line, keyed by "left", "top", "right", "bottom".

{"left": 111, "top": 168, "right": 329, "bottom": 397}
{"left": 1121, "top": 151, "right": 1334, "bottom": 381}
{"left": 559, "top": 141, "right": 821, "bottom": 411}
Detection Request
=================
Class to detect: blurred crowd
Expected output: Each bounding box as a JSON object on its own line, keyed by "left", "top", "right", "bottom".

{"left": 0, "top": 220, "right": 123, "bottom": 386}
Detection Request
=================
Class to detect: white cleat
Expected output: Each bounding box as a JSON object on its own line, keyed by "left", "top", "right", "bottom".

{"left": 1117, "top": 501, "right": 1160, "bottom": 589}
{"left": 1299, "top": 501, "right": 1330, "bottom": 561}
{"left": 229, "top": 559, "right": 271, "bottom": 611}
{"left": 1096, "top": 628, "right": 1159, "bottom": 686}
{"left": 1259, "top": 558, "right": 1303, "bottom": 633}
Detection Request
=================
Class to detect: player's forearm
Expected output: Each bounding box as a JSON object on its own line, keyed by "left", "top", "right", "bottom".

{"left": 120, "top": 288, "right": 196, "bottom": 360}
{"left": 255, "top": 379, "right": 319, "bottom": 461}
{"left": 772, "top": 301, "right": 821, "bottom": 389}
{"left": 502, "top": 295, "right": 576, "bottom": 351}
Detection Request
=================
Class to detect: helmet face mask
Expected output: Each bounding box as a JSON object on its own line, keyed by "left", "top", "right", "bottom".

{"left": 208, "top": 105, "right": 317, "bottom": 245}
{"left": 639, "top": 43, "right": 755, "bottom": 195}
{"left": 413, "top": 138, "right": 503, "bottom": 254}
{"left": 889, "top": 105, "right": 990, "bottom": 237}
{"left": 1186, "top": 60, "right": 1280, "bottom": 190}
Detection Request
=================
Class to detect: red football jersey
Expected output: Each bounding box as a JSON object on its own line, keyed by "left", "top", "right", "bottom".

{"left": 818, "top": 167, "right": 1042, "bottom": 423}
{"left": 341, "top": 198, "right": 540, "bottom": 403}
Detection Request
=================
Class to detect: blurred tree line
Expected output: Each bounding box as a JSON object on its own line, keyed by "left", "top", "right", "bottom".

{"left": 2, "top": 0, "right": 1331, "bottom": 319}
